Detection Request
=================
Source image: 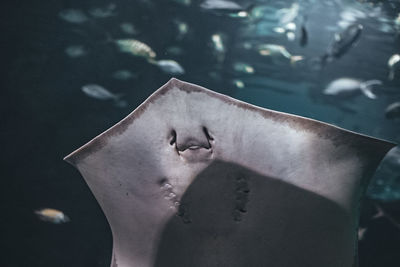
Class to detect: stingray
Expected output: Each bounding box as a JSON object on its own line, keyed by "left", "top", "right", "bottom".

{"left": 64, "top": 78, "right": 395, "bottom": 267}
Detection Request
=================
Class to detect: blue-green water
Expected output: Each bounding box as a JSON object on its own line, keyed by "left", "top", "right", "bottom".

{"left": 2, "top": 0, "right": 400, "bottom": 266}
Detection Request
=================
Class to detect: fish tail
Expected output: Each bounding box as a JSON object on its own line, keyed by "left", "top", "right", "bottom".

{"left": 290, "top": 55, "right": 304, "bottom": 65}
{"left": 360, "top": 80, "right": 382, "bottom": 99}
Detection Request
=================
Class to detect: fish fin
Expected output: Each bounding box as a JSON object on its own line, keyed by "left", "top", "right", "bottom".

{"left": 290, "top": 55, "right": 304, "bottom": 65}
{"left": 360, "top": 80, "right": 381, "bottom": 99}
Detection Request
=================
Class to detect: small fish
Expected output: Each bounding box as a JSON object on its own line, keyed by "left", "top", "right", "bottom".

{"left": 174, "top": 19, "right": 189, "bottom": 40}
{"left": 228, "top": 10, "right": 250, "bottom": 18}
{"left": 321, "top": 24, "right": 363, "bottom": 65}
{"left": 89, "top": 4, "right": 117, "bottom": 18}
{"left": 211, "top": 33, "right": 225, "bottom": 53}
{"left": 211, "top": 33, "right": 226, "bottom": 63}
{"left": 150, "top": 60, "right": 185, "bottom": 75}
{"left": 388, "top": 54, "right": 400, "bottom": 80}
{"left": 82, "top": 84, "right": 127, "bottom": 107}
{"left": 323, "top": 78, "right": 382, "bottom": 99}
{"left": 200, "top": 0, "right": 254, "bottom": 17}
{"left": 120, "top": 23, "right": 139, "bottom": 35}
{"left": 257, "top": 44, "right": 304, "bottom": 65}
{"left": 65, "top": 45, "right": 86, "bottom": 58}
{"left": 112, "top": 70, "right": 137, "bottom": 80}
{"left": 59, "top": 9, "right": 88, "bottom": 23}
{"left": 35, "top": 208, "right": 70, "bottom": 224}
{"left": 232, "top": 79, "right": 245, "bottom": 89}
{"left": 233, "top": 62, "right": 254, "bottom": 74}
{"left": 299, "top": 16, "right": 308, "bottom": 47}
{"left": 200, "top": 0, "right": 243, "bottom": 11}
{"left": 385, "top": 102, "right": 400, "bottom": 119}
{"left": 115, "top": 39, "right": 156, "bottom": 59}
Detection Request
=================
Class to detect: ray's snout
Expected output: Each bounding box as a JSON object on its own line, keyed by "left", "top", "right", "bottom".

{"left": 170, "top": 126, "right": 214, "bottom": 152}
{"left": 169, "top": 126, "right": 214, "bottom": 162}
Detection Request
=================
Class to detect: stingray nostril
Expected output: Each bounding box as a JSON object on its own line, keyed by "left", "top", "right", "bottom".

{"left": 203, "top": 126, "right": 214, "bottom": 141}
{"left": 169, "top": 130, "right": 177, "bottom": 146}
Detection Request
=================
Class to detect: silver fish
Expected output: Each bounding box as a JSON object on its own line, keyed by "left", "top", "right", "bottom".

{"left": 201, "top": 0, "right": 254, "bottom": 17}
{"left": 153, "top": 60, "right": 185, "bottom": 75}
{"left": 35, "top": 208, "right": 70, "bottom": 224}
{"left": 323, "top": 78, "right": 381, "bottom": 99}
{"left": 65, "top": 45, "right": 86, "bottom": 58}
{"left": 200, "top": 0, "right": 243, "bottom": 11}
{"left": 257, "top": 44, "right": 303, "bottom": 65}
{"left": 82, "top": 84, "right": 120, "bottom": 100}
{"left": 59, "top": 9, "right": 88, "bottom": 23}
{"left": 82, "top": 84, "right": 127, "bottom": 107}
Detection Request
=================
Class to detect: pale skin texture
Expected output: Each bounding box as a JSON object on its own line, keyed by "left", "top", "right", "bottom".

{"left": 65, "top": 78, "right": 394, "bottom": 267}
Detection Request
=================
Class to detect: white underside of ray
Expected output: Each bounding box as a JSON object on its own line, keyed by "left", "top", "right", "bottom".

{"left": 67, "top": 78, "right": 394, "bottom": 267}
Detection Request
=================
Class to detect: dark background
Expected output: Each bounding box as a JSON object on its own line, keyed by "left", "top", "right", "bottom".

{"left": 1, "top": 0, "right": 400, "bottom": 266}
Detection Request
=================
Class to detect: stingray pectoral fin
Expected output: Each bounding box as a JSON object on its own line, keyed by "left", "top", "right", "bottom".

{"left": 64, "top": 78, "right": 396, "bottom": 267}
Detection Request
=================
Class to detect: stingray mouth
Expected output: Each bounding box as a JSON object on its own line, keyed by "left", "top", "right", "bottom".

{"left": 169, "top": 127, "right": 214, "bottom": 161}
